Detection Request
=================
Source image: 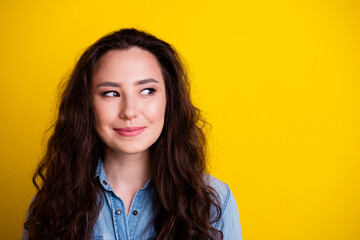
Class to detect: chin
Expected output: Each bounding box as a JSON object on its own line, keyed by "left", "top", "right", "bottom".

{"left": 111, "top": 144, "right": 151, "bottom": 155}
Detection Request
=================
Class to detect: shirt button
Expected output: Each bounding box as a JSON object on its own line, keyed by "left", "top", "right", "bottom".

{"left": 115, "top": 209, "right": 122, "bottom": 215}
{"left": 102, "top": 180, "right": 107, "bottom": 185}
{"left": 132, "top": 210, "right": 138, "bottom": 216}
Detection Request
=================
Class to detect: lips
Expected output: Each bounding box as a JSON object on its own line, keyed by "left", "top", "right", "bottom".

{"left": 114, "top": 127, "right": 146, "bottom": 137}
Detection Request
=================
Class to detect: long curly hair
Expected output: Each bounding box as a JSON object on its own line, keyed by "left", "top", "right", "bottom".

{"left": 24, "top": 28, "right": 223, "bottom": 240}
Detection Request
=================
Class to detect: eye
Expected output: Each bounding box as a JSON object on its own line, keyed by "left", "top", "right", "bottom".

{"left": 103, "top": 91, "right": 120, "bottom": 97}
{"left": 140, "top": 88, "right": 156, "bottom": 95}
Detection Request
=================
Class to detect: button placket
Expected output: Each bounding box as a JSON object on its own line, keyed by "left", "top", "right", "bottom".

{"left": 110, "top": 193, "right": 128, "bottom": 240}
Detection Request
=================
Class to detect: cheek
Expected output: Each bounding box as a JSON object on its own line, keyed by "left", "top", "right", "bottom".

{"left": 94, "top": 103, "right": 117, "bottom": 126}
{"left": 143, "top": 98, "right": 166, "bottom": 123}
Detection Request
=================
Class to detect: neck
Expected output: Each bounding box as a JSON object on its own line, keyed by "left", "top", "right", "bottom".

{"left": 103, "top": 148, "right": 151, "bottom": 190}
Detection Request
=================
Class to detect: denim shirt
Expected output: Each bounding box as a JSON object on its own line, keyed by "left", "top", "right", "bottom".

{"left": 92, "top": 160, "right": 242, "bottom": 240}
{"left": 22, "top": 160, "right": 242, "bottom": 240}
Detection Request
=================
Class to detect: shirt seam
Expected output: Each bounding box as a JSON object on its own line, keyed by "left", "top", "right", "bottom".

{"left": 214, "top": 185, "right": 231, "bottom": 229}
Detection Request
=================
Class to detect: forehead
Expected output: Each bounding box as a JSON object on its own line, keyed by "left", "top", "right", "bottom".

{"left": 92, "top": 47, "right": 164, "bottom": 85}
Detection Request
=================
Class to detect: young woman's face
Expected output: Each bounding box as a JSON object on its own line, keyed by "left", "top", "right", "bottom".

{"left": 91, "top": 47, "right": 166, "bottom": 156}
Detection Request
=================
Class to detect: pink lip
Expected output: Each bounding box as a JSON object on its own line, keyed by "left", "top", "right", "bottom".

{"left": 114, "top": 127, "right": 146, "bottom": 137}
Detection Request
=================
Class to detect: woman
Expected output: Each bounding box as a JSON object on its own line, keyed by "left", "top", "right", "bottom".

{"left": 23, "top": 28, "right": 242, "bottom": 240}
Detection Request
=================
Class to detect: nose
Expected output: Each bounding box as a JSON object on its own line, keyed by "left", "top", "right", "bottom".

{"left": 119, "top": 95, "right": 138, "bottom": 120}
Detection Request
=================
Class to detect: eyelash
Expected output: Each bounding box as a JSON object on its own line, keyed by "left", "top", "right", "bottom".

{"left": 140, "top": 88, "right": 156, "bottom": 95}
{"left": 102, "top": 88, "right": 156, "bottom": 97}
{"left": 102, "top": 91, "right": 120, "bottom": 97}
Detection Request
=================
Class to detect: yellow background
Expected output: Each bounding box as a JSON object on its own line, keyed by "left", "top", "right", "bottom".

{"left": 0, "top": 0, "right": 359, "bottom": 239}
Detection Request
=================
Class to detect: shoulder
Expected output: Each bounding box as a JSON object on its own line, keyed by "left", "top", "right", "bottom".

{"left": 204, "top": 174, "right": 231, "bottom": 208}
{"left": 204, "top": 174, "right": 243, "bottom": 239}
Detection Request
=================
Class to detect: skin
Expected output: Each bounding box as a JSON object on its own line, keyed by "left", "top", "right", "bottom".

{"left": 91, "top": 47, "right": 167, "bottom": 215}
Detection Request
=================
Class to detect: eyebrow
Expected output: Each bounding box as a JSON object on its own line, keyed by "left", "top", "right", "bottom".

{"left": 135, "top": 78, "right": 159, "bottom": 85}
{"left": 96, "top": 78, "right": 159, "bottom": 88}
{"left": 96, "top": 82, "right": 120, "bottom": 87}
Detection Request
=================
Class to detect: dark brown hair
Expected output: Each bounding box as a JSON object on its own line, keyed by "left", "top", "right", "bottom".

{"left": 24, "top": 28, "right": 223, "bottom": 240}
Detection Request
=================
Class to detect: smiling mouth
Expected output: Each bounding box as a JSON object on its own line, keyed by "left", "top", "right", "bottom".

{"left": 114, "top": 127, "right": 146, "bottom": 137}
